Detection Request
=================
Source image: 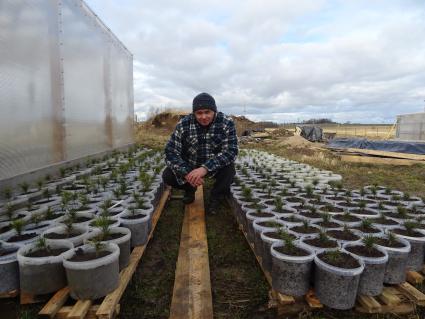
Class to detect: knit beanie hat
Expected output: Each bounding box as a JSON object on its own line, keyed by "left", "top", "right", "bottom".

{"left": 192, "top": 92, "right": 217, "bottom": 113}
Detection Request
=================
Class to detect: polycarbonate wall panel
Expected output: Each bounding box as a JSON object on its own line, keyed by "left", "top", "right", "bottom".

{"left": 61, "top": 0, "right": 109, "bottom": 160}
{"left": 396, "top": 113, "right": 425, "bottom": 141}
{"left": 0, "top": 0, "right": 56, "bottom": 180}
{"left": 0, "top": 0, "right": 134, "bottom": 180}
{"left": 110, "top": 42, "right": 134, "bottom": 146}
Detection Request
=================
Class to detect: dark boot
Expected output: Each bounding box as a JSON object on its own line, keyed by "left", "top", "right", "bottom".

{"left": 182, "top": 189, "right": 196, "bottom": 205}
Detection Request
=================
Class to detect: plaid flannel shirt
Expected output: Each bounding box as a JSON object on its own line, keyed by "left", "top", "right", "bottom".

{"left": 165, "top": 112, "right": 239, "bottom": 185}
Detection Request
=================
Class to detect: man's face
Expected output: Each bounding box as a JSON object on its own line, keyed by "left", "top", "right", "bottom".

{"left": 194, "top": 109, "right": 215, "bottom": 126}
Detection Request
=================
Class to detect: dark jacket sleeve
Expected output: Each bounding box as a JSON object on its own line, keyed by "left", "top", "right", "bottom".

{"left": 164, "top": 122, "right": 191, "bottom": 177}
{"left": 203, "top": 118, "right": 238, "bottom": 172}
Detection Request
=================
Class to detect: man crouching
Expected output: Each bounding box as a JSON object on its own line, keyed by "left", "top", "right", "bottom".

{"left": 162, "top": 92, "right": 238, "bottom": 214}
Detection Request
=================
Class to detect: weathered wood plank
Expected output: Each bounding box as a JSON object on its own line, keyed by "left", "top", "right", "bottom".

{"left": 305, "top": 289, "right": 323, "bottom": 309}
{"left": 332, "top": 147, "right": 425, "bottom": 161}
{"left": 397, "top": 282, "right": 425, "bottom": 306}
{"left": 67, "top": 300, "right": 92, "bottom": 319}
{"left": 340, "top": 154, "right": 419, "bottom": 166}
{"left": 406, "top": 270, "right": 424, "bottom": 285}
{"left": 378, "top": 287, "right": 401, "bottom": 306}
{"left": 357, "top": 295, "right": 382, "bottom": 313}
{"left": 169, "top": 185, "right": 213, "bottom": 319}
{"left": 38, "top": 287, "right": 70, "bottom": 318}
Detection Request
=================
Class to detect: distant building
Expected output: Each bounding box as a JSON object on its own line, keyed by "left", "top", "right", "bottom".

{"left": 396, "top": 112, "right": 425, "bottom": 141}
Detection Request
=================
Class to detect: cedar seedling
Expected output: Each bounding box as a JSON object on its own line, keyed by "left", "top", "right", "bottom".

{"left": 362, "top": 235, "right": 377, "bottom": 253}
{"left": 274, "top": 196, "right": 283, "bottom": 212}
{"left": 44, "top": 207, "right": 55, "bottom": 220}
{"left": 242, "top": 187, "right": 252, "bottom": 201}
{"left": 371, "top": 186, "right": 378, "bottom": 197}
{"left": 11, "top": 219, "right": 25, "bottom": 236}
{"left": 88, "top": 239, "right": 105, "bottom": 258}
{"left": 361, "top": 218, "right": 372, "bottom": 229}
{"left": 305, "top": 185, "right": 314, "bottom": 198}
{"left": 61, "top": 191, "right": 73, "bottom": 210}
{"left": 324, "top": 250, "right": 343, "bottom": 263}
{"left": 93, "top": 216, "right": 112, "bottom": 240}
{"left": 283, "top": 235, "right": 296, "bottom": 253}
{"left": 403, "top": 221, "right": 419, "bottom": 236}
{"left": 359, "top": 187, "right": 366, "bottom": 198}
{"left": 302, "top": 220, "right": 310, "bottom": 230}
{"left": 6, "top": 203, "right": 14, "bottom": 221}
{"left": 397, "top": 206, "right": 407, "bottom": 217}
{"left": 78, "top": 193, "right": 89, "bottom": 209}
{"left": 59, "top": 167, "right": 66, "bottom": 178}
{"left": 318, "top": 230, "right": 329, "bottom": 242}
{"left": 30, "top": 213, "right": 43, "bottom": 226}
{"left": 36, "top": 179, "right": 44, "bottom": 191}
{"left": 112, "top": 187, "right": 121, "bottom": 200}
{"left": 35, "top": 236, "right": 50, "bottom": 253}
{"left": 264, "top": 221, "right": 281, "bottom": 228}
{"left": 321, "top": 213, "right": 331, "bottom": 223}
{"left": 3, "top": 187, "right": 12, "bottom": 201}
{"left": 387, "top": 232, "right": 397, "bottom": 246}
{"left": 43, "top": 188, "right": 51, "bottom": 200}
{"left": 19, "top": 182, "right": 30, "bottom": 194}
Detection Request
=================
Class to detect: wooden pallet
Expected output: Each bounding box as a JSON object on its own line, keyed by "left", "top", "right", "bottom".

{"left": 37, "top": 187, "right": 170, "bottom": 319}
{"left": 236, "top": 222, "right": 425, "bottom": 315}
{"left": 237, "top": 223, "right": 323, "bottom": 314}
{"left": 356, "top": 283, "right": 425, "bottom": 314}
{"left": 169, "top": 185, "right": 213, "bottom": 319}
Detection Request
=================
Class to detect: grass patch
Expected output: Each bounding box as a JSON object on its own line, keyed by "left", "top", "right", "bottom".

{"left": 119, "top": 190, "right": 185, "bottom": 318}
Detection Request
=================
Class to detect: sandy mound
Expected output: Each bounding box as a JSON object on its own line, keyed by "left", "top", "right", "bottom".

{"left": 277, "top": 135, "right": 314, "bottom": 147}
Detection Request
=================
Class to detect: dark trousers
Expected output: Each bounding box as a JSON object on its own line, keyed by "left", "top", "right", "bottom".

{"left": 162, "top": 164, "right": 236, "bottom": 197}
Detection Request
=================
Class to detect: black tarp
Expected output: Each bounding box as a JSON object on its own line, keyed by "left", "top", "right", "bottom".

{"left": 296, "top": 126, "right": 323, "bottom": 142}
{"left": 327, "top": 138, "right": 425, "bottom": 155}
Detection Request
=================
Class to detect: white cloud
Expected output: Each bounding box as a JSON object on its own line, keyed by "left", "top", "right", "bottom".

{"left": 85, "top": 0, "right": 425, "bottom": 123}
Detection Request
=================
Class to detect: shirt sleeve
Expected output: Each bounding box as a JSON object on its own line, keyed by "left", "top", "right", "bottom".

{"left": 164, "top": 122, "right": 191, "bottom": 176}
{"left": 203, "top": 118, "right": 239, "bottom": 172}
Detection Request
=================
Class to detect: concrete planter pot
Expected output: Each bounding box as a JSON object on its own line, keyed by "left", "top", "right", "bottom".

{"left": 119, "top": 210, "right": 151, "bottom": 246}
{"left": 4, "top": 229, "right": 40, "bottom": 246}
{"left": 375, "top": 236, "right": 411, "bottom": 284}
{"left": 72, "top": 211, "right": 97, "bottom": 227}
{"left": 63, "top": 243, "right": 120, "bottom": 300}
{"left": 392, "top": 228, "right": 425, "bottom": 271}
{"left": 17, "top": 240, "right": 74, "bottom": 294}
{"left": 252, "top": 218, "right": 284, "bottom": 257}
{"left": 43, "top": 224, "right": 89, "bottom": 246}
{"left": 0, "top": 242, "right": 20, "bottom": 293}
{"left": 245, "top": 211, "right": 275, "bottom": 243}
{"left": 85, "top": 227, "right": 131, "bottom": 270}
{"left": 343, "top": 243, "right": 388, "bottom": 296}
{"left": 314, "top": 251, "right": 364, "bottom": 310}
{"left": 270, "top": 241, "right": 315, "bottom": 296}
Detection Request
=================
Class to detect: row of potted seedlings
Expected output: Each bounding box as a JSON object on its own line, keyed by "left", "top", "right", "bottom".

{"left": 230, "top": 150, "right": 425, "bottom": 310}
{"left": 0, "top": 146, "right": 166, "bottom": 300}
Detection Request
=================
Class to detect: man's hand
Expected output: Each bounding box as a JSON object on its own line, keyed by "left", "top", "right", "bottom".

{"left": 185, "top": 167, "right": 207, "bottom": 187}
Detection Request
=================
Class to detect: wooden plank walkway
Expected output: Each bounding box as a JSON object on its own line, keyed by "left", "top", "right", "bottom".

{"left": 169, "top": 185, "right": 213, "bottom": 319}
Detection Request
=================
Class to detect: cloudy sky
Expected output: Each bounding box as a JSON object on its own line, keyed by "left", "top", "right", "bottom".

{"left": 85, "top": 0, "right": 425, "bottom": 123}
